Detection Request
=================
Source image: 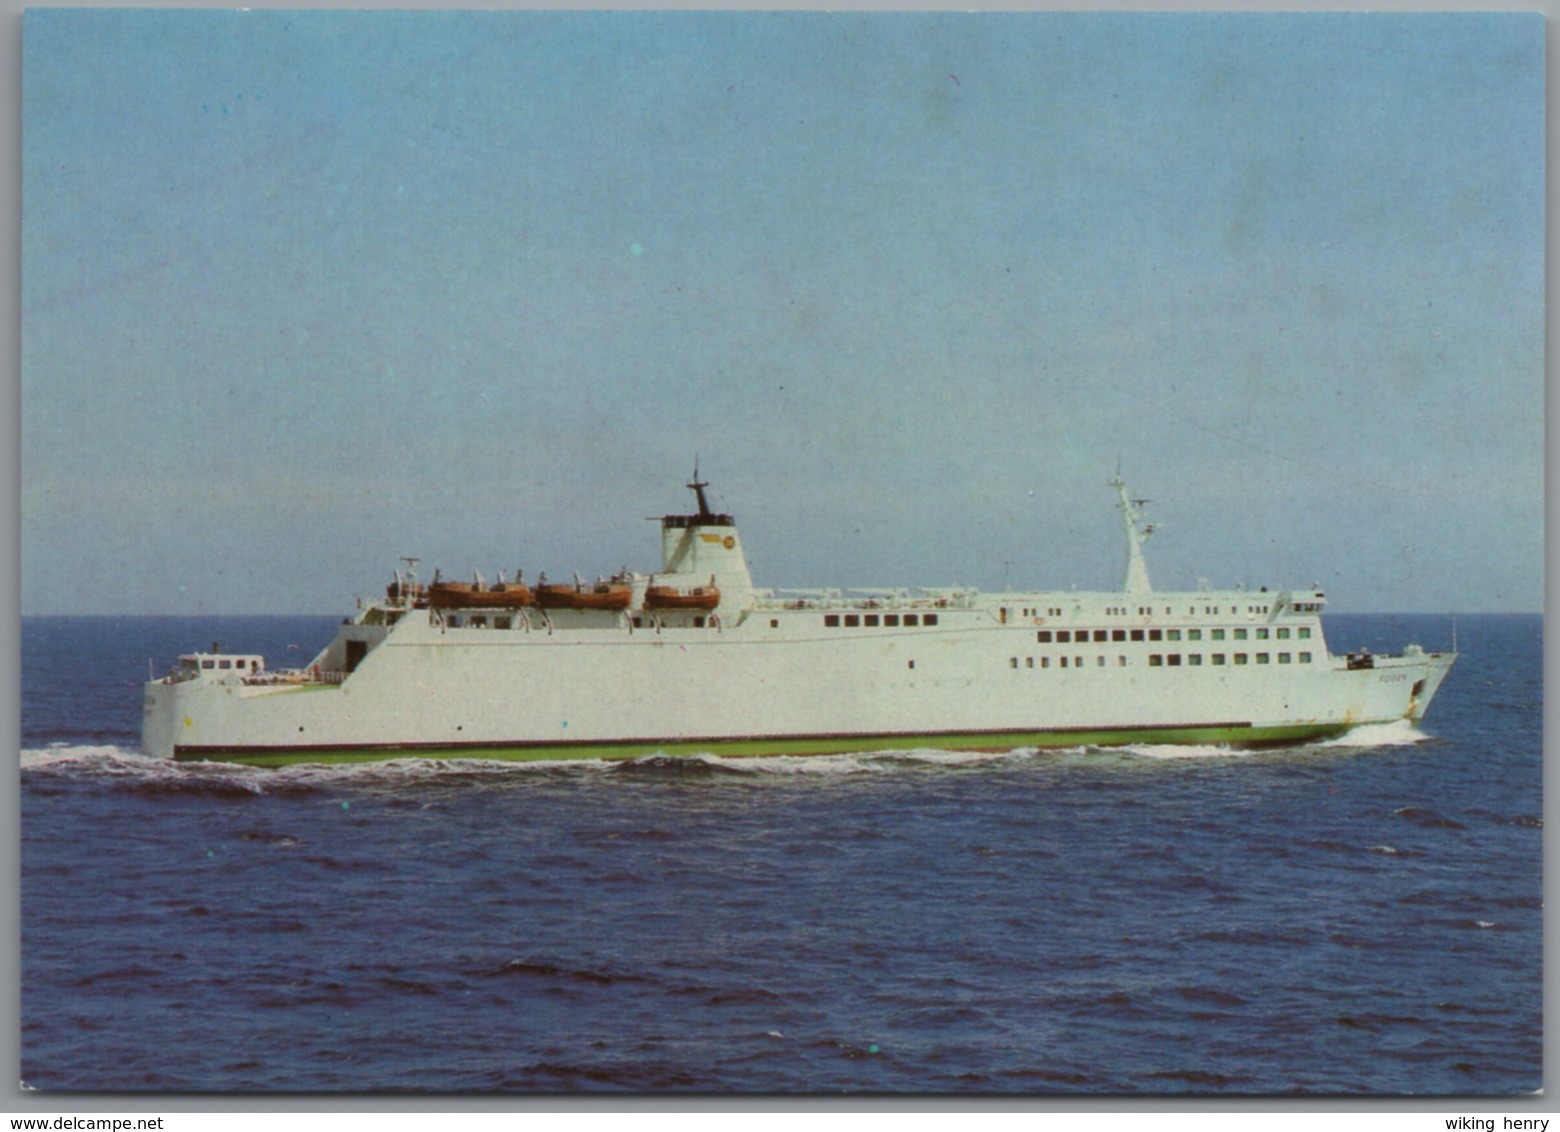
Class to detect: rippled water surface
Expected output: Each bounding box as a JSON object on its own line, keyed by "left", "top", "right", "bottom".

{"left": 20, "top": 614, "right": 1542, "bottom": 1093}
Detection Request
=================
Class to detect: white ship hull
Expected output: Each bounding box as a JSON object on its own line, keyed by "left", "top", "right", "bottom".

{"left": 142, "top": 478, "right": 1456, "bottom": 766}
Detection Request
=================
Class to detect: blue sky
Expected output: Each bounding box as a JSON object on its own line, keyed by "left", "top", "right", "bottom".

{"left": 22, "top": 10, "right": 1544, "bottom": 614}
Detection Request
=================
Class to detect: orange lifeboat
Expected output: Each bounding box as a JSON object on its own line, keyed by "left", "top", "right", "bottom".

{"left": 429, "top": 575, "right": 535, "bottom": 609}
{"left": 643, "top": 582, "right": 721, "bottom": 611}
{"left": 535, "top": 579, "right": 633, "bottom": 611}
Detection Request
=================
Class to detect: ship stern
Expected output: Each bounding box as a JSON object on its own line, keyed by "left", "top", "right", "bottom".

{"left": 141, "top": 679, "right": 184, "bottom": 759}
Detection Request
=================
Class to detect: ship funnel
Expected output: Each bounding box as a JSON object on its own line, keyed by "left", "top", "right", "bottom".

{"left": 1111, "top": 476, "right": 1153, "bottom": 595}
{"left": 658, "top": 478, "right": 754, "bottom": 613}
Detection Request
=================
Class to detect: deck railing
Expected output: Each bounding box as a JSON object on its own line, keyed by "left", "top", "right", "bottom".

{"left": 752, "top": 589, "right": 977, "bottom": 612}
{"left": 241, "top": 668, "right": 347, "bottom": 687}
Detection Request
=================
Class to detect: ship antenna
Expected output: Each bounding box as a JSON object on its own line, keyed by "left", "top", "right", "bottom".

{"left": 688, "top": 459, "right": 714, "bottom": 519}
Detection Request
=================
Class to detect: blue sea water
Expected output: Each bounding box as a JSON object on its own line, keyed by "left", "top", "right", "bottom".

{"left": 19, "top": 613, "right": 1542, "bottom": 1094}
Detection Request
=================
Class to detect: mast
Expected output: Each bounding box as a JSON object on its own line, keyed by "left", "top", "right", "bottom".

{"left": 1110, "top": 476, "right": 1154, "bottom": 595}
{"left": 688, "top": 461, "right": 714, "bottom": 520}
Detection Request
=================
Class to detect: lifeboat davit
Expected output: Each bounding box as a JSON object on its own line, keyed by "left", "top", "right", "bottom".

{"left": 642, "top": 582, "right": 721, "bottom": 611}
{"left": 386, "top": 579, "right": 429, "bottom": 604}
{"left": 535, "top": 579, "right": 633, "bottom": 611}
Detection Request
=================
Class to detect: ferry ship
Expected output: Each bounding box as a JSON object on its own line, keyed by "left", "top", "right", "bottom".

{"left": 142, "top": 476, "right": 1456, "bottom": 766}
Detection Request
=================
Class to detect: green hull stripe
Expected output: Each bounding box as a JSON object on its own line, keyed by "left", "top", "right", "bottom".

{"left": 173, "top": 722, "right": 1352, "bottom": 768}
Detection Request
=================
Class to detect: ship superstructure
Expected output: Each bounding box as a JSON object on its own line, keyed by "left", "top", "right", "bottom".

{"left": 142, "top": 476, "right": 1456, "bottom": 766}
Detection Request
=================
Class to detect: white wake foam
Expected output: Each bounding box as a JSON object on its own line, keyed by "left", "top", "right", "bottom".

{"left": 21, "top": 743, "right": 279, "bottom": 791}
{"left": 1316, "top": 719, "right": 1429, "bottom": 748}
{"left": 18, "top": 724, "right": 1425, "bottom": 786}
{"left": 622, "top": 747, "right": 1042, "bottom": 777}
{"left": 1120, "top": 743, "right": 1253, "bottom": 761}
{"left": 20, "top": 743, "right": 158, "bottom": 770}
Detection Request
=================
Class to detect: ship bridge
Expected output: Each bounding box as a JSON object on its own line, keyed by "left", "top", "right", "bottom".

{"left": 163, "top": 651, "right": 267, "bottom": 685}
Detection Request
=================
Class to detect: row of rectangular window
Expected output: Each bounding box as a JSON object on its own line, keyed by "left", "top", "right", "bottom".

{"left": 824, "top": 612, "right": 940, "bottom": 628}
{"left": 1149, "top": 652, "right": 1311, "bottom": 666}
{"left": 1132, "top": 605, "right": 1272, "bottom": 616}
{"left": 1038, "top": 626, "right": 1310, "bottom": 643}
{"left": 1008, "top": 652, "right": 1313, "bottom": 669}
{"left": 1011, "top": 656, "right": 1113, "bottom": 668}
{"left": 1017, "top": 604, "right": 1306, "bottom": 618}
